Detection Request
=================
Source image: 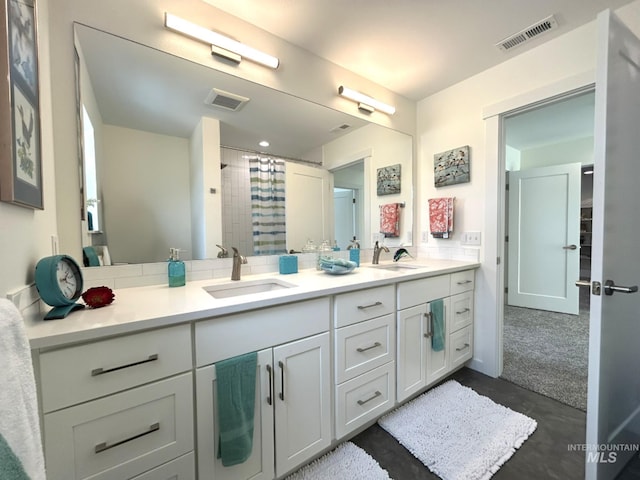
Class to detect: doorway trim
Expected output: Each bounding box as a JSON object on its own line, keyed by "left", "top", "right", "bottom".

{"left": 476, "top": 70, "right": 595, "bottom": 378}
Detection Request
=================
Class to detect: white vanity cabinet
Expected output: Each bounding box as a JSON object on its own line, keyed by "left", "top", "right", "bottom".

{"left": 195, "top": 298, "right": 332, "bottom": 480}
{"left": 38, "top": 324, "right": 194, "bottom": 480}
{"left": 396, "top": 270, "right": 475, "bottom": 403}
{"left": 334, "top": 286, "right": 396, "bottom": 439}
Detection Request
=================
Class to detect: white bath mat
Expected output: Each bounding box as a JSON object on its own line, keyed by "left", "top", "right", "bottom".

{"left": 379, "top": 380, "right": 537, "bottom": 480}
{"left": 285, "top": 441, "right": 392, "bottom": 480}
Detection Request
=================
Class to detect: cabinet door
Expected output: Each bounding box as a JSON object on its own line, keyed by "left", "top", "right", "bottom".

{"left": 397, "top": 304, "right": 426, "bottom": 402}
{"left": 425, "top": 297, "right": 450, "bottom": 385}
{"left": 273, "top": 333, "right": 331, "bottom": 477}
{"left": 195, "top": 349, "right": 275, "bottom": 480}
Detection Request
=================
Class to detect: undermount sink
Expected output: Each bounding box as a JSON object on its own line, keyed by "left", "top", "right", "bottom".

{"left": 370, "top": 263, "right": 428, "bottom": 272}
{"left": 203, "top": 278, "right": 297, "bottom": 299}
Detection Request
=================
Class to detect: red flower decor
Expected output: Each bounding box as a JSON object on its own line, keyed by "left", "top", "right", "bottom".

{"left": 81, "top": 286, "right": 115, "bottom": 308}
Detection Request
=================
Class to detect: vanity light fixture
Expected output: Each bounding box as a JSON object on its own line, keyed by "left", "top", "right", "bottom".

{"left": 164, "top": 13, "right": 280, "bottom": 69}
{"left": 338, "top": 86, "right": 396, "bottom": 115}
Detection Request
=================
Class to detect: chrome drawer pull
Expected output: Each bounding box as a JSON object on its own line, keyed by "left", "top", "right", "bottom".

{"left": 456, "top": 343, "right": 470, "bottom": 352}
{"left": 456, "top": 280, "right": 472, "bottom": 285}
{"left": 94, "top": 422, "right": 160, "bottom": 454}
{"left": 357, "top": 390, "right": 382, "bottom": 406}
{"left": 423, "top": 312, "right": 433, "bottom": 338}
{"left": 456, "top": 308, "right": 471, "bottom": 314}
{"left": 91, "top": 353, "right": 159, "bottom": 376}
{"left": 357, "top": 301, "right": 383, "bottom": 310}
{"left": 357, "top": 342, "right": 382, "bottom": 353}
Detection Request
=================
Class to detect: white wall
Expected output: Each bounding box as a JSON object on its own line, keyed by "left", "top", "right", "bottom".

{"left": 416, "top": 1, "right": 640, "bottom": 376}
{"left": 324, "top": 123, "right": 414, "bottom": 248}
{"left": 102, "top": 125, "right": 191, "bottom": 263}
{"left": 520, "top": 136, "right": 593, "bottom": 170}
{"left": 0, "top": 0, "right": 58, "bottom": 299}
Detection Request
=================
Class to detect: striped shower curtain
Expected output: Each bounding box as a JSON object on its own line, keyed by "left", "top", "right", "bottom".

{"left": 249, "top": 157, "right": 287, "bottom": 255}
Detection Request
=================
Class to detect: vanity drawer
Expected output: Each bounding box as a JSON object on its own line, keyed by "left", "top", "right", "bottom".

{"left": 43, "top": 373, "right": 193, "bottom": 480}
{"left": 131, "top": 453, "right": 195, "bottom": 480}
{"left": 397, "top": 275, "right": 450, "bottom": 310}
{"left": 39, "top": 324, "right": 192, "bottom": 413}
{"left": 450, "top": 292, "right": 474, "bottom": 332}
{"left": 335, "top": 314, "right": 395, "bottom": 384}
{"left": 449, "top": 326, "right": 473, "bottom": 368}
{"left": 334, "top": 285, "right": 395, "bottom": 328}
{"left": 335, "top": 362, "right": 396, "bottom": 439}
{"left": 450, "top": 270, "right": 475, "bottom": 295}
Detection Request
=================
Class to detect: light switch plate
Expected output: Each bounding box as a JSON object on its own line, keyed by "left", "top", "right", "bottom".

{"left": 464, "top": 231, "right": 481, "bottom": 245}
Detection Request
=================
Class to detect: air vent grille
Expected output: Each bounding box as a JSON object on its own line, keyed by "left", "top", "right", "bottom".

{"left": 496, "top": 15, "right": 558, "bottom": 52}
{"left": 204, "top": 88, "right": 250, "bottom": 111}
{"left": 330, "top": 123, "right": 352, "bottom": 134}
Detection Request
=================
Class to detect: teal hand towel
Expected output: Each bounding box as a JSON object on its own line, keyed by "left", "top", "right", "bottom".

{"left": 431, "top": 299, "right": 445, "bottom": 352}
{"left": 216, "top": 351, "right": 258, "bottom": 466}
{"left": 0, "top": 433, "right": 30, "bottom": 480}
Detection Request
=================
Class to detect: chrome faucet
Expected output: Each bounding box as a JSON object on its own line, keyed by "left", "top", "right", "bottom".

{"left": 216, "top": 244, "right": 229, "bottom": 258}
{"left": 393, "top": 248, "right": 412, "bottom": 262}
{"left": 372, "top": 241, "right": 390, "bottom": 264}
{"left": 231, "top": 247, "right": 247, "bottom": 281}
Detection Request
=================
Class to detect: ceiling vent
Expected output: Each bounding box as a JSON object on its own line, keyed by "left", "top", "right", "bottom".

{"left": 330, "top": 123, "right": 352, "bottom": 134}
{"left": 496, "top": 15, "right": 558, "bottom": 52}
{"left": 204, "top": 88, "right": 250, "bottom": 111}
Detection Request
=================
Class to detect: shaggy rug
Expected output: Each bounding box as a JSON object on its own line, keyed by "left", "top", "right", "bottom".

{"left": 378, "top": 380, "right": 537, "bottom": 480}
{"left": 285, "top": 441, "right": 392, "bottom": 480}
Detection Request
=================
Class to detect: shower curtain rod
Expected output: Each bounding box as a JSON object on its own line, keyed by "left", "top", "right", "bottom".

{"left": 220, "top": 145, "right": 323, "bottom": 167}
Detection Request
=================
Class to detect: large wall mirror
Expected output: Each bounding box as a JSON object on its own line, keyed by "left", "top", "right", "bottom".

{"left": 74, "top": 23, "right": 413, "bottom": 264}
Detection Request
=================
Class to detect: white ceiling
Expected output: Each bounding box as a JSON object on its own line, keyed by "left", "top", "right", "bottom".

{"left": 204, "top": 0, "right": 635, "bottom": 101}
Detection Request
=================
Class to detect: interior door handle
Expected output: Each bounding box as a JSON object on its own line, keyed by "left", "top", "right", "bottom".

{"left": 604, "top": 280, "right": 639, "bottom": 296}
{"left": 563, "top": 244, "right": 577, "bottom": 250}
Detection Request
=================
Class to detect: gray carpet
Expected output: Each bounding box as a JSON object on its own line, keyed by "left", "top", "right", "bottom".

{"left": 501, "top": 297, "right": 589, "bottom": 411}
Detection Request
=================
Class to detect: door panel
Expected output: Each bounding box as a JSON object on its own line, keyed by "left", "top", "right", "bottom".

{"left": 507, "top": 163, "right": 581, "bottom": 314}
{"left": 286, "top": 163, "right": 333, "bottom": 251}
{"left": 586, "top": 9, "right": 640, "bottom": 479}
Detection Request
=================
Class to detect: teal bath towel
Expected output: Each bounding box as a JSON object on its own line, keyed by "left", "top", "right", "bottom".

{"left": 216, "top": 351, "right": 258, "bottom": 466}
{"left": 431, "top": 299, "right": 445, "bottom": 352}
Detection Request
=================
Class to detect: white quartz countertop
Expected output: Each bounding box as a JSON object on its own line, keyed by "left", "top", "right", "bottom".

{"left": 25, "top": 258, "right": 479, "bottom": 350}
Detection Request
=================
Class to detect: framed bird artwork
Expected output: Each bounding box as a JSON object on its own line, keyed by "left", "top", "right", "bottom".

{"left": 0, "top": 0, "right": 43, "bottom": 209}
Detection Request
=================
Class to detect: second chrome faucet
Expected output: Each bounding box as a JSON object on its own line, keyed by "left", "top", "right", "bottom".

{"left": 231, "top": 247, "right": 247, "bottom": 281}
{"left": 372, "top": 241, "right": 390, "bottom": 264}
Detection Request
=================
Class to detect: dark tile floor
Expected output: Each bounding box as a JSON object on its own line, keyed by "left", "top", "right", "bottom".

{"left": 351, "top": 368, "right": 640, "bottom": 480}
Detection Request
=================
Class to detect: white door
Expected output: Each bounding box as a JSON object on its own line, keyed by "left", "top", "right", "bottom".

{"left": 334, "top": 188, "right": 356, "bottom": 249}
{"left": 285, "top": 163, "right": 333, "bottom": 252}
{"left": 273, "top": 333, "right": 331, "bottom": 477}
{"left": 585, "top": 9, "right": 640, "bottom": 479}
{"left": 396, "top": 305, "right": 426, "bottom": 402}
{"left": 507, "top": 163, "right": 581, "bottom": 314}
{"left": 195, "top": 349, "right": 274, "bottom": 480}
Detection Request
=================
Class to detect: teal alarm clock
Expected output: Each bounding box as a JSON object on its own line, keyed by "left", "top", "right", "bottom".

{"left": 35, "top": 255, "right": 85, "bottom": 320}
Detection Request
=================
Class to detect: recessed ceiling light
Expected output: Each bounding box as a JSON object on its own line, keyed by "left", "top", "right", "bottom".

{"left": 259, "top": 140, "right": 270, "bottom": 147}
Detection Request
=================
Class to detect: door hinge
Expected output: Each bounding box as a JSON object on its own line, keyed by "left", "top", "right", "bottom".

{"left": 352, "top": 198, "right": 356, "bottom": 204}
{"left": 505, "top": 235, "right": 509, "bottom": 242}
{"left": 505, "top": 184, "right": 510, "bottom": 191}
{"left": 504, "top": 287, "right": 508, "bottom": 293}
{"left": 497, "top": 256, "right": 501, "bottom": 265}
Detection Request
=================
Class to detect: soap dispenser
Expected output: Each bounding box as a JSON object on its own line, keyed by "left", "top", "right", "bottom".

{"left": 347, "top": 237, "right": 360, "bottom": 266}
{"left": 168, "top": 248, "right": 186, "bottom": 287}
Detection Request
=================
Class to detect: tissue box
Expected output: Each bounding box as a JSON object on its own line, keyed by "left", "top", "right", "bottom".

{"left": 279, "top": 255, "right": 298, "bottom": 274}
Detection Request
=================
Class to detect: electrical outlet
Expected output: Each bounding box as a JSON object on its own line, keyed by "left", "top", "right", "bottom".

{"left": 421, "top": 231, "right": 429, "bottom": 242}
{"left": 466, "top": 231, "right": 481, "bottom": 245}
